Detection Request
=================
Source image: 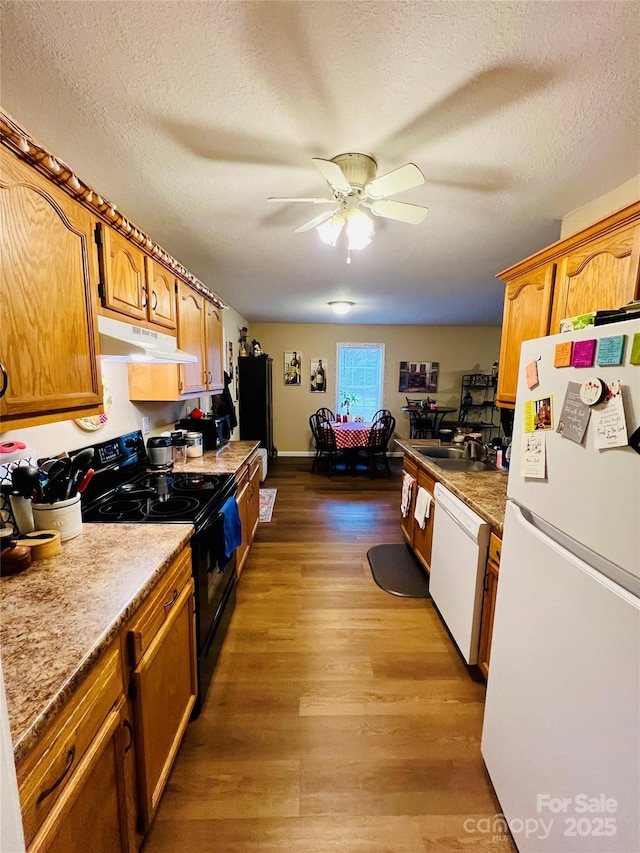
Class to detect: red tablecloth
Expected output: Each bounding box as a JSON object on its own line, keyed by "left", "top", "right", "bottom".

{"left": 330, "top": 422, "right": 374, "bottom": 449}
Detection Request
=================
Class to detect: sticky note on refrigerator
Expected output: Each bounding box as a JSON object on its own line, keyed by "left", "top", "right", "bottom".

{"left": 596, "top": 335, "right": 626, "bottom": 366}
{"left": 572, "top": 339, "right": 596, "bottom": 367}
{"left": 556, "top": 382, "right": 590, "bottom": 444}
{"left": 525, "top": 359, "right": 539, "bottom": 389}
{"left": 554, "top": 341, "right": 573, "bottom": 367}
{"left": 630, "top": 333, "right": 640, "bottom": 365}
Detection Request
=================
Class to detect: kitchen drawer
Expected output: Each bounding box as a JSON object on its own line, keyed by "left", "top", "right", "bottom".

{"left": 489, "top": 533, "right": 502, "bottom": 566}
{"left": 127, "top": 546, "right": 192, "bottom": 665}
{"left": 17, "top": 645, "right": 123, "bottom": 848}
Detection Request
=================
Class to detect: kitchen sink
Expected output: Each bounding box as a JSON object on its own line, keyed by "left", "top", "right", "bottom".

{"left": 411, "top": 445, "right": 465, "bottom": 459}
{"left": 426, "top": 457, "right": 501, "bottom": 473}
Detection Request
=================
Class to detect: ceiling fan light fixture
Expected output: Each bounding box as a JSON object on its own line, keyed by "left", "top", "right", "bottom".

{"left": 345, "top": 208, "right": 374, "bottom": 251}
{"left": 328, "top": 301, "right": 355, "bottom": 315}
{"left": 317, "top": 213, "right": 345, "bottom": 247}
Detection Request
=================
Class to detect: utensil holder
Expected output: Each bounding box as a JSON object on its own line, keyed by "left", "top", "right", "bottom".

{"left": 32, "top": 494, "right": 82, "bottom": 541}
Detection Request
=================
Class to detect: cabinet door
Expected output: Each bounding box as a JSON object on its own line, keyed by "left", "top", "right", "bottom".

{"left": 412, "top": 468, "right": 436, "bottom": 572}
{"left": 235, "top": 469, "right": 250, "bottom": 578}
{"left": 177, "top": 283, "right": 206, "bottom": 394}
{"left": 145, "top": 257, "right": 176, "bottom": 330}
{"left": 247, "top": 455, "right": 261, "bottom": 544}
{"left": 0, "top": 149, "right": 102, "bottom": 424}
{"left": 550, "top": 222, "right": 640, "bottom": 332}
{"left": 496, "top": 264, "right": 554, "bottom": 407}
{"left": 100, "top": 224, "right": 148, "bottom": 321}
{"left": 400, "top": 458, "right": 418, "bottom": 545}
{"left": 478, "top": 534, "right": 501, "bottom": 679}
{"left": 131, "top": 579, "right": 197, "bottom": 830}
{"left": 29, "top": 697, "right": 130, "bottom": 853}
{"left": 205, "top": 301, "right": 224, "bottom": 392}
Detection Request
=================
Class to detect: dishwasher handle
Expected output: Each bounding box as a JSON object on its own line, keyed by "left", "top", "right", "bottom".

{"left": 433, "top": 481, "right": 489, "bottom": 544}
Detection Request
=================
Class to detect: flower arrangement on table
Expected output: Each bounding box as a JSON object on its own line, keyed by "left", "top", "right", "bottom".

{"left": 340, "top": 391, "right": 359, "bottom": 420}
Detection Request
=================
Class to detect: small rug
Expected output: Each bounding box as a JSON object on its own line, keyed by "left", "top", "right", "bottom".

{"left": 259, "top": 488, "right": 277, "bottom": 523}
{"left": 367, "top": 544, "right": 431, "bottom": 598}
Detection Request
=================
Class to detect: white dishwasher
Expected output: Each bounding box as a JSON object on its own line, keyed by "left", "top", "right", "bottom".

{"left": 429, "top": 482, "right": 490, "bottom": 664}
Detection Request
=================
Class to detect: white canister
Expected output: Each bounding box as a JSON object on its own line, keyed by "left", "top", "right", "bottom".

{"left": 32, "top": 494, "right": 83, "bottom": 542}
{"left": 185, "top": 432, "right": 204, "bottom": 457}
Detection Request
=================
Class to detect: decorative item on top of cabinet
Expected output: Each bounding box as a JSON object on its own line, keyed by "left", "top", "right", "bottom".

{"left": 477, "top": 532, "right": 501, "bottom": 679}
{"left": 496, "top": 200, "right": 640, "bottom": 408}
{"left": 0, "top": 147, "right": 103, "bottom": 428}
{"left": 126, "top": 281, "right": 224, "bottom": 400}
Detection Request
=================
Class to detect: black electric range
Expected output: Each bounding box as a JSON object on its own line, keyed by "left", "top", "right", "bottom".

{"left": 75, "top": 430, "right": 237, "bottom": 717}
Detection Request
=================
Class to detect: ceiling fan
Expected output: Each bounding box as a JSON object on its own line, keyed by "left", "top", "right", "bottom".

{"left": 267, "top": 153, "right": 428, "bottom": 254}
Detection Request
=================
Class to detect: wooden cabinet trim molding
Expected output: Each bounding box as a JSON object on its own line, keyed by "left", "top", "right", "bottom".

{"left": 497, "top": 200, "right": 640, "bottom": 282}
{"left": 0, "top": 108, "right": 226, "bottom": 309}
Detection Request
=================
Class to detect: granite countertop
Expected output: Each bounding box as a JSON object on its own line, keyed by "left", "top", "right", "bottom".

{"left": 1, "top": 523, "right": 193, "bottom": 766}
{"left": 395, "top": 439, "right": 509, "bottom": 535}
{"left": 172, "top": 439, "right": 260, "bottom": 475}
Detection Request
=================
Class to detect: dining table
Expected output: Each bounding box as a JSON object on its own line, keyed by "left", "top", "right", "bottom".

{"left": 401, "top": 405, "right": 457, "bottom": 439}
{"left": 330, "top": 420, "right": 374, "bottom": 449}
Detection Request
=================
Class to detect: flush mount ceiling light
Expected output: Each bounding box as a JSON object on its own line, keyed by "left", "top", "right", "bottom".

{"left": 328, "top": 301, "right": 355, "bottom": 315}
{"left": 268, "top": 153, "right": 428, "bottom": 263}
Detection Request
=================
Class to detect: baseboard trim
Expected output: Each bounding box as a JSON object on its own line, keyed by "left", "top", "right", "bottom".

{"left": 276, "top": 451, "right": 404, "bottom": 458}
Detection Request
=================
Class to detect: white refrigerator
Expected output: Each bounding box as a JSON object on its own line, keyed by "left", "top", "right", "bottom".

{"left": 482, "top": 318, "right": 640, "bottom": 853}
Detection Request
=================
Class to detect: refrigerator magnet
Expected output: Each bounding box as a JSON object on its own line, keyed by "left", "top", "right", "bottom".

{"left": 525, "top": 359, "right": 540, "bottom": 389}
{"left": 571, "top": 339, "right": 596, "bottom": 367}
{"left": 628, "top": 424, "right": 640, "bottom": 455}
{"left": 592, "top": 384, "right": 628, "bottom": 449}
{"left": 554, "top": 341, "right": 573, "bottom": 367}
{"left": 596, "top": 335, "right": 626, "bottom": 366}
{"left": 630, "top": 333, "right": 640, "bottom": 365}
{"left": 579, "top": 377, "right": 606, "bottom": 406}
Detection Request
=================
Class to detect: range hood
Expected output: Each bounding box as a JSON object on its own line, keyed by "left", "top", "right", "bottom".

{"left": 98, "top": 315, "right": 197, "bottom": 364}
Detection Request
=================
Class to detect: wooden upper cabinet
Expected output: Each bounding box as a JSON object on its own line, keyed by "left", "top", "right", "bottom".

{"left": 0, "top": 148, "right": 102, "bottom": 426}
{"left": 177, "top": 282, "right": 207, "bottom": 394}
{"left": 550, "top": 222, "right": 640, "bottom": 332}
{"left": 99, "top": 224, "right": 148, "bottom": 321}
{"left": 205, "top": 301, "right": 224, "bottom": 392}
{"left": 145, "top": 256, "right": 177, "bottom": 330}
{"left": 496, "top": 264, "right": 554, "bottom": 407}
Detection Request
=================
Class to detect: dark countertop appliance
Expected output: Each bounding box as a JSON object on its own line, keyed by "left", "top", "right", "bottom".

{"left": 73, "top": 429, "right": 237, "bottom": 717}
{"left": 178, "top": 414, "right": 230, "bottom": 450}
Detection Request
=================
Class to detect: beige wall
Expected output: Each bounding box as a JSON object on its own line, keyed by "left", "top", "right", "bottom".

{"left": 560, "top": 174, "right": 640, "bottom": 238}
{"left": 249, "top": 322, "right": 501, "bottom": 454}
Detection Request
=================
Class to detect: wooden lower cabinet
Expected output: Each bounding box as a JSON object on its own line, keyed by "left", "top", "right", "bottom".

{"left": 478, "top": 533, "right": 501, "bottom": 679}
{"left": 400, "top": 457, "right": 436, "bottom": 571}
{"left": 236, "top": 450, "right": 261, "bottom": 579}
{"left": 16, "top": 546, "right": 196, "bottom": 852}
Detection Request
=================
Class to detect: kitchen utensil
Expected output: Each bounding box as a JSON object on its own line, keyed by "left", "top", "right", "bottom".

{"left": 11, "top": 465, "right": 42, "bottom": 500}
{"left": 76, "top": 468, "right": 94, "bottom": 493}
{"left": 0, "top": 441, "right": 26, "bottom": 454}
{"left": 65, "top": 447, "right": 95, "bottom": 498}
{"left": 42, "top": 458, "right": 71, "bottom": 503}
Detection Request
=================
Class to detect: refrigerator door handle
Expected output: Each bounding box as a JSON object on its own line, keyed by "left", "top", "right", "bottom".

{"left": 509, "top": 501, "right": 640, "bottom": 599}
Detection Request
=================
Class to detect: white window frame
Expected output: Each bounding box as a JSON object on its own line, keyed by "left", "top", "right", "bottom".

{"left": 335, "top": 341, "right": 386, "bottom": 421}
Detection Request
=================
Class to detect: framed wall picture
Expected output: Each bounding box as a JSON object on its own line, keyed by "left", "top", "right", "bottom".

{"left": 284, "top": 351, "right": 302, "bottom": 385}
{"left": 399, "top": 360, "right": 439, "bottom": 392}
{"left": 310, "top": 357, "right": 327, "bottom": 393}
{"left": 227, "top": 341, "right": 233, "bottom": 378}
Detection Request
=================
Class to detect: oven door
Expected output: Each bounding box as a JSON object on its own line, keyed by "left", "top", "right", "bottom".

{"left": 191, "top": 507, "right": 237, "bottom": 716}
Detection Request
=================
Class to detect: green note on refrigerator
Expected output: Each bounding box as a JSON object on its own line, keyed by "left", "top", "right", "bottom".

{"left": 630, "top": 333, "right": 640, "bottom": 365}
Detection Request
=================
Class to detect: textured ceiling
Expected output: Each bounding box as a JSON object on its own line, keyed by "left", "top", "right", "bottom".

{"left": 1, "top": 1, "right": 639, "bottom": 325}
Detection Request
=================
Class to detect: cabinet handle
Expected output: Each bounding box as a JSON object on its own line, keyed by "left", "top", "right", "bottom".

{"left": 123, "top": 719, "right": 134, "bottom": 753}
{"left": 496, "top": 549, "right": 501, "bottom": 560}
{"left": 151, "top": 290, "right": 158, "bottom": 310}
{"left": 36, "top": 746, "right": 76, "bottom": 804}
{"left": 141, "top": 286, "right": 148, "bottom": 308}
{"left": 0, "top": 362, "right": 7, "bottom": 398}
{"left": 208, "top": 370, "right": 212, "bottom": 385}
{"left": 163, "top": 588, "right": 179, "bottom": 610}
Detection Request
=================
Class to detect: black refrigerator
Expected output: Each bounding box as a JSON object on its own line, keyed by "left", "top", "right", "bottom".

{"left": 238, "top": 356, "right": 274, "bottom": 456}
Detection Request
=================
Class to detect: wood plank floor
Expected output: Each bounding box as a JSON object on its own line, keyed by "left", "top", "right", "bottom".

{"left": 143, "top": 457, "right": 515, "bottom": 852}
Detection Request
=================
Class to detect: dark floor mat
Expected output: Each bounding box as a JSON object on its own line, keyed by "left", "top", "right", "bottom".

{"left": 367, "top": 544, "right": 431, "bottom": 598}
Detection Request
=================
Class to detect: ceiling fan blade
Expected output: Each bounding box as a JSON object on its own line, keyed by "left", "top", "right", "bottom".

{"left": 294, "top": 208, "right": 340, "bottom": 233}
{"left": 365, "top": 163, "right": 425, "bottom": 199}
{"left": 268, "top": 197, "right": 336, "bottom": 204}
{"left": 370, "top": 199, "right": 428, "bottom": 225}
{"left": 312, "top": 158, "right": 352, "bottom": 194}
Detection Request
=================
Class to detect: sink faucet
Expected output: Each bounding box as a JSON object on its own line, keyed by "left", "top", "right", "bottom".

{"left": 463, "top": 436, "right": 488, "bottom": 461}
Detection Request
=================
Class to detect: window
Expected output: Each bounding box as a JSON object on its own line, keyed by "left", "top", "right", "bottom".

{"left": 336, "top": 343, "right": 385, "bottom": 421}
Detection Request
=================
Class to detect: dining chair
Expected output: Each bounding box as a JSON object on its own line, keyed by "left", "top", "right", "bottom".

{"left": 309, "top": 413, "right": 343, "bottom": 477}
{"left": 361, "top": 413, "right": 396, "bottom": 478}
{"left": 372, "top": 408, "right": 392, "bottom": 423}
{"left": 315, "top": 407, "right": 335, "bottom": 422}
